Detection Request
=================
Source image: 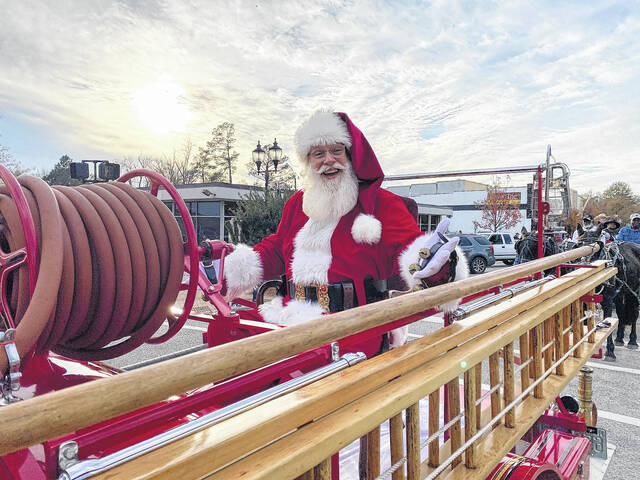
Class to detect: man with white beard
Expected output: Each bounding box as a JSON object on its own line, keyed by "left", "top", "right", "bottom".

{"left": 224, "top": 110, "right": 467, "bottom": 356}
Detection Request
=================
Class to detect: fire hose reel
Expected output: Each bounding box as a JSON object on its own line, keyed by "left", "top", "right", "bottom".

{"left": 0, "top": 168, "right": 199, "bottom": 396}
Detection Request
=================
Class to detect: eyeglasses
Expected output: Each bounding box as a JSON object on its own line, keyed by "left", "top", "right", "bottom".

{"left": 309, "top": 145, "right": 346, "bottom": 160}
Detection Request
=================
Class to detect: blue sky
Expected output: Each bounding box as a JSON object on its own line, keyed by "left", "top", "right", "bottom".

{"left": 0, "top": 0, "right": 638, "bottom": 192}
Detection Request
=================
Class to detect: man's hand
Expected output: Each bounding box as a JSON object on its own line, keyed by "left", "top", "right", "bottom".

{"left": 412, "top": 218, "right": 459, "bottom": 281}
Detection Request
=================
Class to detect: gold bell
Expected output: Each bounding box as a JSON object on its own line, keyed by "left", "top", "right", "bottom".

{"left": 409, "top": 263, "right": 421, "bottom": 275}
{"left": 419, "top": 247, "right": 432, "bottom": 260}
{"left": 412, "top": 284, "right": 425, "bottom": 292}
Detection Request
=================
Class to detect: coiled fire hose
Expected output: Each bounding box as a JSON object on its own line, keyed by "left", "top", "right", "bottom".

{"left": 0, "top": 176, "right": 184, "bottom": 374}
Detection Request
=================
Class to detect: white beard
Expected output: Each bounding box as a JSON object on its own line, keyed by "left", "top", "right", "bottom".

{"left": 302, "top": 162, "right": 359, "bottom": 221}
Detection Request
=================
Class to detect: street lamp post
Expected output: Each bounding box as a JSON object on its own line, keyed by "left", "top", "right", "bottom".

{"left": 252, "top": 138, "right": 284, "bottom": 194}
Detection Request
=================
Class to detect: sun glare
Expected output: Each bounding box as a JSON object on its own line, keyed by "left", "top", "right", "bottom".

{"left": 132, "top": 77, "right": 191, "bottom": 134}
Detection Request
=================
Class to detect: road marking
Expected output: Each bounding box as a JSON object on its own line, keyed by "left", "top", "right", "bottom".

{"left": 162, "top": 320, "right": 208, "bottom": 333}
{"left": 408, "top": 334, "right": 422, "bottom": 339}
{"left": 418, "top": 317, "right": 445, "bottom": 325}
{"left": 585, "top": 361, "right": 640, "bottom": 376}
{"left": 597, "top": 410, "right": 640, "bottom": 427}
{"left": 182, "top": 324, "right": 207, "bottom": 332}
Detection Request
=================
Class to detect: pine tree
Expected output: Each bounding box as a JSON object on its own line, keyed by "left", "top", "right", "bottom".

{"left": 42, "top": 155, "right": 81, "bottom": 186}
{"left": 198, "top": 122, "right": 239, "bottom": 184}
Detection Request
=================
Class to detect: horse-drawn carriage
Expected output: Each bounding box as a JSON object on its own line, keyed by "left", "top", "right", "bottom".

{"left": 0, "top": 165, "right": 619, "bottom": 479}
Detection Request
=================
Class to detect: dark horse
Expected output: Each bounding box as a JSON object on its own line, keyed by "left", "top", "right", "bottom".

{"left": 578, "top": 225, "right": 640, "bottom": 357}
{"left": 515, "top": 232, "right": 558, "bottom": 275}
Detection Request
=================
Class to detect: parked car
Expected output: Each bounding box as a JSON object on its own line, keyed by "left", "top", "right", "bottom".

{"left": 458, "top": 234, "right": 496, "bottom": 274}
{"left": 480, "top": 232, "right": 517, "bottom": 265}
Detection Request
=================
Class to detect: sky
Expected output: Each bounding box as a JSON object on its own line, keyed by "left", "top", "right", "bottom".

{"left": 0, "top": 0, "right": 638, "bottom": 193}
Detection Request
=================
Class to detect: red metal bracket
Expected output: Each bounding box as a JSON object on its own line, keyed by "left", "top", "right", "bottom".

{"left": 580, "top": 294, "right": 602, "bottom": 303}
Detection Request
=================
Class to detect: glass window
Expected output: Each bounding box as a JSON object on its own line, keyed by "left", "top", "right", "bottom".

{"left": 162, "top": 201, "right": 174, "bottom": 214}
{"left": 488, "top": 234, "right": 502, "bottom": 244}
{"left": 504, "top": 234, "right": 512, "bottom": 244}
{"left": 179, "top": 201, "right": 198, "bottom": 216}
{"left": 175, "top": 217, "right": 187, "bottom": 241}
{"left": 417, "top": 214, "right": 430, "bottom": 232}
{"left": 429, "top": 215, "right": 441, "bottom": 231}
{"left": 459, "top": 237, "right": 471, "bottom": 246}
{"left": 224, "top": 201, "right": 238, "bottom": 217}
{"left": 197, "top": 217, "right": 221, "bottom": 243}
{"left": 474, "top": 235, "right": 491, "bottom": 245}
{"left": 223, "top": 201, "right": 239, "bottom": 242}
{"left": 197, "top": 201, "right": 221, "bottom": 216}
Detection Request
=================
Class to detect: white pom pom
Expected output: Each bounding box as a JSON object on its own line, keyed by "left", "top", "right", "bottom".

{"left": 351, "top": 214, "right": 382, "bottom": 245}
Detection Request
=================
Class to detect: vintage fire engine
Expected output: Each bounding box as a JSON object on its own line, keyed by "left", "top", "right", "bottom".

{"left": 0, "top": 158, "right": 615, "bottom": 480}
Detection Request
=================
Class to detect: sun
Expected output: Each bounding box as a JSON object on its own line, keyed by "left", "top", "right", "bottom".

{"left": 132, "top": 77, "right": 191, "bottom": 134}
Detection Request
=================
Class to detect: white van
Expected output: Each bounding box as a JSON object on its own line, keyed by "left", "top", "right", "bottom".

{"left": 480, "top": 232, "right": 517, "bottom": 265}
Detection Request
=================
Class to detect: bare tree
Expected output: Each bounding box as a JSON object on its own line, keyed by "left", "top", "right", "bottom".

{"left": 0, "top": 144, "right": 30, "bottom": 176}
{"left": 121, "top": 155, "right": 156, "bottom": 188}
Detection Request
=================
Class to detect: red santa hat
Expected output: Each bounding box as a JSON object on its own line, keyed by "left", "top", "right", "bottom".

{"left": 295, "top": 110, "right": 384, "bottom": 244}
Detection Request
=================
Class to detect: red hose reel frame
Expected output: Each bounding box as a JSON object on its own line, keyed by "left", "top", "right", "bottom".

{"left": 117, "top": 169, "right": 199, "bottom": 344}
{"left": 0, "top": 165, "right": 38, "bottom": 330}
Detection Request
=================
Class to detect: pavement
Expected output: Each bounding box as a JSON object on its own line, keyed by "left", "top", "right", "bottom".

{"left": 105, "top": 262, "right": 639, "bottom": 479}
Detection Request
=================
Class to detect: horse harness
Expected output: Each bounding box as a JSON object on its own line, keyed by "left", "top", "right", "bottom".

{"left": 600, "top": 241, "right": 640, "bottom": 302}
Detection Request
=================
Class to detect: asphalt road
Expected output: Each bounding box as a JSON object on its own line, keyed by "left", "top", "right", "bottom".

{"left": 105, "top": 262, "right": 639, "bottom": 479}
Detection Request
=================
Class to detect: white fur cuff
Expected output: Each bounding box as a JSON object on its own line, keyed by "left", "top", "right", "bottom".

{"left": 438, "top": 246, "right": 469, "bottom": 312}
{"left": 397, "top": 237, "right": 469, "bottom": 313}
{"left": 224, "top": 244, "right": 263, "bottom": 299}
{"left": 259, "top": 297, "right": 326, "bottom": 326}
{"left": 352, "top": 214, "right": 382, "bottom": 244}
{"left": 398, "top": 234, "right": 429, "bottom": 289}
{"left": 389, "top": 326, "right": 408, "bottom": 348}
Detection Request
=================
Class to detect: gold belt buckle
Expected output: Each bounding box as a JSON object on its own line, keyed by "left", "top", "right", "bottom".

{"left": 294, "top": 283, "right": 330, "bottom": 312}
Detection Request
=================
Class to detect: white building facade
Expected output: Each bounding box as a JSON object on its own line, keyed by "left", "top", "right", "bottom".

{"left": 387, "top": 180, "right": 532, "bottom": 234}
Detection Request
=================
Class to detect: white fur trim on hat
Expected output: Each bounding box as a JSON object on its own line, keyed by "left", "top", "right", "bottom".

{"left": 259, "top": 296, "right": 326, "bottom": 326}
{"left": 351, "top": 213, "right": 382, "bottom": 245}
{"left": 223, "top": 244, "right": 263, "bottom": 300}
{"left": 295, "top": 110, "right": 352, "bottom": 161}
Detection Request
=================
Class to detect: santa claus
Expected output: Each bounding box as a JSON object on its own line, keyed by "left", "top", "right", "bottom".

{"left": 224, "top": 110, "right": 467, "bottom": 356}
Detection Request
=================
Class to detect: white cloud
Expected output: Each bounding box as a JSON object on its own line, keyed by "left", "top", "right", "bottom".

{"left": 0, "top": 0, "right": 637, "bottom": 194}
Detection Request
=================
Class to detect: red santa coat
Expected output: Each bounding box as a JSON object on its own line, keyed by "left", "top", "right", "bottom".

{"left": 223, "top": 111, "right": 467, "bottom": 357}
{"left": 256, "top": 188, "right": 423, "bottom": 306}
{"left": 223, "top": 188, "right": 423, "bottom": 358}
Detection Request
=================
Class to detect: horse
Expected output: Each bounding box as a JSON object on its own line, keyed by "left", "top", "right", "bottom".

{"left": 579, "top": 225, "right": 640, "bottom": 358}
{"left": 515, "top": 232, "right": 558, "bottom": 277}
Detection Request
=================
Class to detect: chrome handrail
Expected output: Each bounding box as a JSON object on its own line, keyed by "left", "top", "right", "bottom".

{"left": 449, "top": 275, "right": 554, "bottom": 321}
{"left": 57, "top": 352, "right": 366, "bottom": 480}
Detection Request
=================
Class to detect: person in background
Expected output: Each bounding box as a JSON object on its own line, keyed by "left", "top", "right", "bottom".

{"left": 572, "top": 214, "right": 593, "bottom": 242}
{"left": 513, "top": 228, "right": 528, "bottom": 265}
{"left": 593, "top": 213, "right": 607, "bottom": 230}
{"left": 601, "top": 218, "right": 620, "bottom": 242}
{"left": 617, "top": 213, "right": 640, "bottom": 244}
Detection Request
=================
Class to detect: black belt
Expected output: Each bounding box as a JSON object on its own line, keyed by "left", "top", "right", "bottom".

{"left": 288, "top": 281, "right": 357, "bottom": 312}
{"left": 288, "top": 278, "right": 388, "bottom": 313}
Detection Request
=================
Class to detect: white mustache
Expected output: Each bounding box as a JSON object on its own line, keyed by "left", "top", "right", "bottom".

{"left": 315, "top": 163, "right": 347, "bottom": 174}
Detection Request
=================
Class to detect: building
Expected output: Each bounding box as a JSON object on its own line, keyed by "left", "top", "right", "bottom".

{"left": 155, "top": 182, "right": 262, "bottom": 242}
{"left": 387, "top": 180, "right": 532, "bottom": 234}
{"left": 155, "top": 181, "right": 452, "bottom": 241}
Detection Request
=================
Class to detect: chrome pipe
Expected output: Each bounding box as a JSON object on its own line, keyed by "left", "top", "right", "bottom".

{"left": 384, "top": 165, "right": 544, "bottom": 182}
{"left": 58, "top": 352, "right": 367, "bottom": 480}
{"left": 449, "top": 276, "right": 554, "bottom": 321}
